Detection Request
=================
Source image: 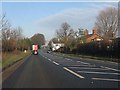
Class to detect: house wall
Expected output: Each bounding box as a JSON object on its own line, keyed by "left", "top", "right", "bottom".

{"left": 86, "top": 34, "right": 103, "bottom": 43}
{"left": 51, "top": 43, "right": 64, "bottom": 51}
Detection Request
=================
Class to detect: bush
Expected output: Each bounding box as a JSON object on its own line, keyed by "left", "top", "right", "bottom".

{"left": 72, "top": 38, "right": 120, "bottom": 59}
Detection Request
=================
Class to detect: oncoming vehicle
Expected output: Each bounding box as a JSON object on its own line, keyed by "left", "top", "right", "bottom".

{"left": 32, "top": 44, "right": 38, "bottom": 55}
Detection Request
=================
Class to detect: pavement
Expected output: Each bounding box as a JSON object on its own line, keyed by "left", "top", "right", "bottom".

{"left": 2, "top": 50, "right": 120, "bottom": 88}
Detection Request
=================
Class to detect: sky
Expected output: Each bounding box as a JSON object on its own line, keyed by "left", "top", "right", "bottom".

{"left": 1, "top": 1, "right": 118, "bottom": 43}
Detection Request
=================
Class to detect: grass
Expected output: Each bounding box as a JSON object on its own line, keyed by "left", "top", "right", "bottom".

{"left": 2, "top": 50, "right": 31, "bottom": 70}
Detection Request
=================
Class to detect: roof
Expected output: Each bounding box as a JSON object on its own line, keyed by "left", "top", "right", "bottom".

{"left": 81, "top": 34, "right": 103, "bottom": 43}
{"left": 82, "top": 34, "right": 103, "bottom": 39}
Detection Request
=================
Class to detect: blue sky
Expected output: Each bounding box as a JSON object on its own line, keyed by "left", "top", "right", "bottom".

{"left": 2, "top": 1, "right": 118, "bottom": 42}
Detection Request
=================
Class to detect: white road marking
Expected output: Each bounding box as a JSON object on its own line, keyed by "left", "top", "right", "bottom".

{"left": 77, "top": 61, "right": 90, "bottom": 65}
{"left": 92, "top": 78, "right": 120, "bottom": 82}
{"left": 44, "top": 56, "right": 47, "bottom": 58}
{"left": 52, "top": 61, "right": 59, "bottom": 65}
{"left": 77, "top": 61, "right": 81, "bottom": 62}
{"left": 63, "top": 67, "right": 85, "bottom": 79}
{"left": 69, "top": 67, "right": 109, "bottom": 70}
{"left": 66, "top": 58, "right": 72, "bottom": 61}
{"left": 77, "top": 71, "right": 120, "bottom": 75}
{"left": 100, "top": 66, "right": 120, "bottom": 72}
{"left": 48, "top": 59, "right": 52, "bottom": 61}
{"left": 69, "top": 65, "right": 93, "bottom": 67}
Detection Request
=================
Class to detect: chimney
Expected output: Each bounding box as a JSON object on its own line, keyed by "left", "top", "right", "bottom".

{"left": 92, "top": 27, "right": 97, "bottom": 35}
{"left": 84, "top": 29, "right": 88, "bottom": 35}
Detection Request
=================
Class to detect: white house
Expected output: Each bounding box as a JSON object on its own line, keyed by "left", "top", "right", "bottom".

{"left": 51, "top": 41, "right": 64, "bottom": 51}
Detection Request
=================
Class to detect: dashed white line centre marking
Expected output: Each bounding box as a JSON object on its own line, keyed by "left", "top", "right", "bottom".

{"left": 52, "top": 61, "right": 59, "bottom": 65}
{"left": 63, "top": 67, "right": 85, "bottom": 79}
{"left": 48, "top": 59, "right": 52, "bottom": 61}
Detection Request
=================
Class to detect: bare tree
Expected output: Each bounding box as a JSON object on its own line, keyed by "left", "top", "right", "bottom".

{"left": 95, "top": 7, "right": 118, "bottom": 40}
{"left": 1, "top": 13, "right": 12, "bottom": 51}
{"left": 74, "top": 28, "right": 85, "bottom": 38}
{"left": 118, "top": 3, "right": 120, "bottom": 37}
{"left": 56, "top": 22, "right": 74, "bottom": 48}
{"left": 11, "top": 26, "right": 23, "bottom": 40}
{"left": 1, "top": 13, "right": 24, "bottom": 51}
{"left": 1, "top": 13, "right": 11, "bottom": 41}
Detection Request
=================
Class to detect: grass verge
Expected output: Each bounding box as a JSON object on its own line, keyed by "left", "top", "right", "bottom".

{"left": 2, "top": 50, "right": 31, "bottom": 71}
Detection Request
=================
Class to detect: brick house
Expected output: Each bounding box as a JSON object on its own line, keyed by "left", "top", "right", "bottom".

{"left": 81, "top": 28, "right": 103, "bottom": 43}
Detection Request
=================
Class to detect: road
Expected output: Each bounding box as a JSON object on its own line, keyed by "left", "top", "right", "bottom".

{"left": 2, "top": 50, "right": 120, "bottom": 88}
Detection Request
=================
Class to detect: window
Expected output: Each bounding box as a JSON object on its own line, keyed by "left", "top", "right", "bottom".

{"left": 91, "top": 39, "right": 94, "bottom": 41}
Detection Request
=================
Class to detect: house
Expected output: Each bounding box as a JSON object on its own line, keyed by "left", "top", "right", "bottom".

{"left": 81, "top": 27, "right": 103, "bottom": 43}
{"left": 51, "top": 41, "right": 64, "bottom": 51}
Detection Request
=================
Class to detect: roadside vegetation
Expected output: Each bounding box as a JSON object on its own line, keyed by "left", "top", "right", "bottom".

{"left": 2, "top": 50, "right": 31, "bottom": 70}
{"left": 48, "top": 7, "right": 119, "bottom": 62}
{"left": 0, "top": 13, "right": 45, "bottom": 70}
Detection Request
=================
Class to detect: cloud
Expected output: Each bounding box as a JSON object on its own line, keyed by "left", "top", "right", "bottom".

{"left": 36, "top": 2, "right": 117, "bottom": 41}
{"left": 37, "top": 8, "right": 98, "bottom": 40}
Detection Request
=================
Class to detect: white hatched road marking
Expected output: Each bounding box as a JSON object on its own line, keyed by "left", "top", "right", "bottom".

{"left": 52, "top": 61, "right": 59, "bottom": 65}
{"left": 43, "top": 53, "right": 119, "bottom": 82}
{"left": 68, "top": 65, "right": 94, "bottom": 67}
{"left": 76, "top": 61, "right": 81, "bottom": 62}
{"left": 77, "top": 71, "right": 120, "bottom": 75}
{"left": 63, "top": 67, "right": 85, "bottom": 79}
{"left": 76, "top": 61, "right": 90, "bottom": 65}
{"left": 69, "top": 67, "right": 110, "bottom": 70}
{"left": 65, "top": 58, "right": 72, "bottom": 61}
{"left": 100, "top": 66, "right": 120, "bottom": 72}
{"left": 92, "top": 78, "right": 120, "bottom": 82}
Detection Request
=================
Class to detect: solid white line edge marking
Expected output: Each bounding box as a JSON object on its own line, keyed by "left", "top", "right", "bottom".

{"left": 63, "top": 67, "right": 85, "bottom": 79}
{"left": 92, "top": 78, "right": 120, "bottom": 82}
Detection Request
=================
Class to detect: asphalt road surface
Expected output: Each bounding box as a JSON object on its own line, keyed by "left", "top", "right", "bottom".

{"left": 2, "top": 50, "right": 120, "bottom": 88}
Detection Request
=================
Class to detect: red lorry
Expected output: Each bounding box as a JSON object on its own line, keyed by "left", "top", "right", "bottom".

{"left": 32, "top": 44, "right": 38, "bottom": 55}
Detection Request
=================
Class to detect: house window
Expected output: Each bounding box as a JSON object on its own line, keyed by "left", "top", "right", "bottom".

{"left": 91, "top": 39, "right": 94, "bottom": 41}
